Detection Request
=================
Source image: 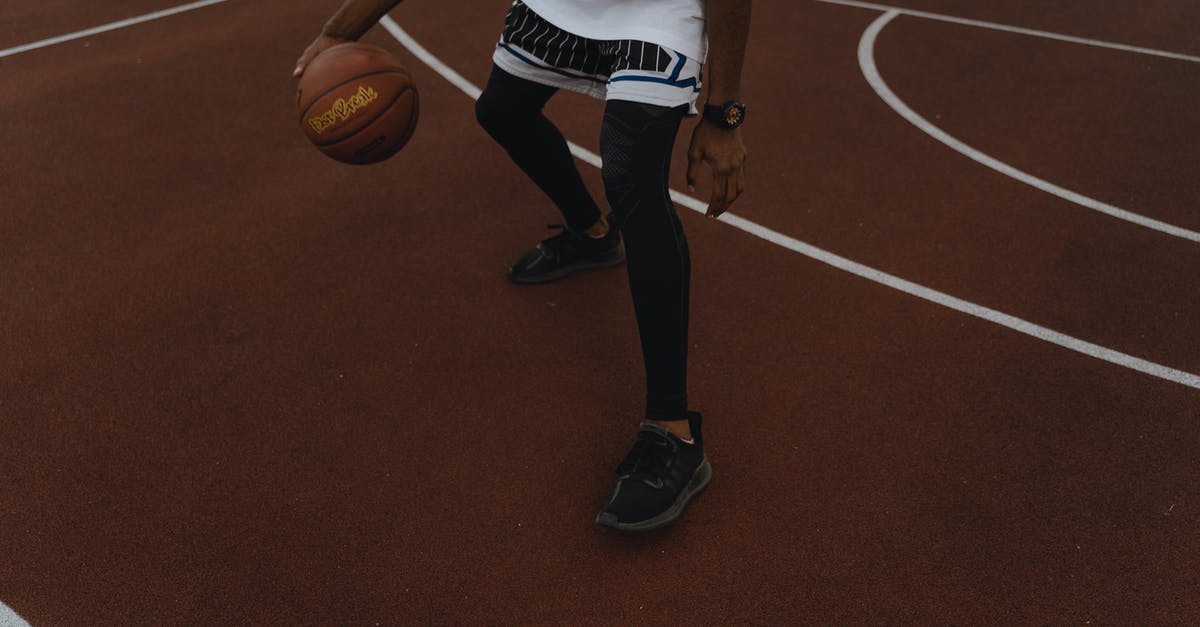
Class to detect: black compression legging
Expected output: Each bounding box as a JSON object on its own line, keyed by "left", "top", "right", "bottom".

{"left": 475, "top": 67, "right": 601, "bottom": 233}
{"left": 476, "top": 65, "right": 692, "bottom": 422}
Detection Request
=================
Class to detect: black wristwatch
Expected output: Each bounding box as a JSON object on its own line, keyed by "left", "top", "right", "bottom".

{"left": 703, "top": 101, "right": 747, "bottom": 129}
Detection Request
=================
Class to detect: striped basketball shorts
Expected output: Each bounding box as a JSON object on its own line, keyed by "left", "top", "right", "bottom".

{"left": 491, "top": 0, "right": 703, "bottom": 112}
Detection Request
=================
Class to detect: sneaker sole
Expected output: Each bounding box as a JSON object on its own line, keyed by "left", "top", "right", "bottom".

{"left": 508, "top": 247, "right": 626, "bottom": 285}
{"left": 594, "top": 457, "right": 712, "bottom": 532}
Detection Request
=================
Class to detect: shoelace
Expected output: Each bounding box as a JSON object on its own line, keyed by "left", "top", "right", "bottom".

{"left": 616, "top": 430, "right": 675, "bottom": 481}
{"left": 536, "top": 224, "right": 574, "bottom": 260}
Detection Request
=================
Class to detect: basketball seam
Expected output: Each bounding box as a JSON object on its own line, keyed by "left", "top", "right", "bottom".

{"left": 317, "top": 88, "right": 418, "bottom": 154}
{"left": 355, "top": 89, "right": 420, "bottom": 162}
{"left": 310, "top": 86, "right": 415, "bottom": 148}
{"left": 298, "top": 67, "right": 412, "bottom": 133}
{"left": 298, "top": 68, "right": 411, "bottom": 114}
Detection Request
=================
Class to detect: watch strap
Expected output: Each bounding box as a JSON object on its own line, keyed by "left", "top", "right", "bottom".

{"left": 703, "top": 101, "right": 746, "bottom": 129}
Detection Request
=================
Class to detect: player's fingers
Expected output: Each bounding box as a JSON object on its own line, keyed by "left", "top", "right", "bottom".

{"left": 293, "top": 42, "right": 322, "bottom": 76}
{"left": 708, "top": 171, "right": 730, "bottom": 217}
{"left": 294, "top": 36, "right": 344, "bottom": 77}
{"left": 294, "top": 49, "right": 317, "bottom": 77}
{"left": 717, "top": 167, "right": 739, "bottom": 212}
{"left": 725, "top": 169, "right": 741, "bottom": 206}
{"left": 686, "top": 153, "right": 702, "bottom": 192}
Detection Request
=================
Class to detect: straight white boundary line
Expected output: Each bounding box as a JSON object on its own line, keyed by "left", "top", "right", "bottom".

{"left": 0, "top": 0, "right": 229, "bottom": 59}
{"left": 0, "top": 602, "right": 31, "bottom": 627}
{"left": 378, "top": 16, "right": 1200, "bottom": 391}
{"left": 817, "top": 0, "right": 1200, "bottom": 64}
{"left": 859, "top": 12, "right": 1200, "bottom": 243}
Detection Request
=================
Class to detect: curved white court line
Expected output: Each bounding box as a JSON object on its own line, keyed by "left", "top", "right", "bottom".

{"left": 1, "top": 2, "right": 1196, "bottom": 390}
{"left": 379, "top": 16, "right": 1200, "bottom": 391}
{"left": 859, "top": 11, "right": 1200, "bottom": 244}
{"left": 819, "top": 0, "right": 1200, "bottom": 65}
{"left": 0, "top": 0, "right": 229, "bottom": 59}
{"left": 0, "top": 602, "right": 31, "bottom": 627}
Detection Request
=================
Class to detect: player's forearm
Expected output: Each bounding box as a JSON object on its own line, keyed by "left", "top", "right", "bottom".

{"left": 704, "top": 0, "right": 752, "bottom": 103}
{"left": 322, "top": 0, "right": 405, "bottom": 40}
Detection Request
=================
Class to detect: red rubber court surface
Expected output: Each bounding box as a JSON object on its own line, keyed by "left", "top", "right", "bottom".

{"left": 2, "top": 0, "right": 1198, "bottom": 623}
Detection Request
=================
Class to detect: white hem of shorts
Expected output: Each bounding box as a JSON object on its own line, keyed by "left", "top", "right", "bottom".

{"left": 492, "top": 44, "right": 702, "bottom": 113}
{"left": 493, "top": 45, "right": 609, "bottom": 100}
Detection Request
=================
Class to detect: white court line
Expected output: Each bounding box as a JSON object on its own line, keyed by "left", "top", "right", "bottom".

{"left": 858, "top": 11, "right": 1200, "bottom": 243}
{"left": 1, "top": 4, "right": 1195, "bottom": 390}
{"left": 0, "top": 0, "right": 229, "bottom": 59}
{"left": 0, "top": 602, "right": 31, "bottom": 627}
{"left": 378, "top": 16, "right": 1200, "bottom": 391}
{"left": 817, "top": 0, "right": 1200, "bottom": 64}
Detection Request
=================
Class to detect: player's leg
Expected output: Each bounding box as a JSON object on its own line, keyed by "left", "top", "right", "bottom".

{"left": 595, "top": 99, "right": 712, "bottom": 531}
{"left": 475, "top": 66, "right": 602, "bottom": 236}
{"left": 601, "top": 100, "right": 692, "bottom": 427}
{"left": 482, "top": 0, "right": 624, "bottom": 283}
{"left": 592, "top": 41, "right": 710, "bottom": 531}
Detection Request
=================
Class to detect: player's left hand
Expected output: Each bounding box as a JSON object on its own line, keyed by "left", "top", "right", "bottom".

{"left": 293, "top": 34, "right": 352, "bottom": 77}
{"left": 686, "top": 121, "right": 747, "bottom": 218}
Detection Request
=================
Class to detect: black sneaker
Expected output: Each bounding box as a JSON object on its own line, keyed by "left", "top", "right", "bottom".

{"left": 508, "top": 224, "right": 625, "bottom": 284}
{"left": 595, "top": 412, "right": 712, "bottom": 531}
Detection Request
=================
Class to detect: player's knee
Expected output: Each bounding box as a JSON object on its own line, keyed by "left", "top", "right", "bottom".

{"left": 475, "top": 88, "right": 544, "bottom": 149}
{"left": 600, "top": 167, "right": 638, "bottom": 223}
{"left": 600, "top": 139, "right": 636, "bottom": 208}
{"left": 600, "top": 108, "right": 640, "bottom": 205}
{"left": 600, "top": 102, "right": 681, "bottom": 215}
{"left": 474, "top": 90, "right": 506, "bottom": 138}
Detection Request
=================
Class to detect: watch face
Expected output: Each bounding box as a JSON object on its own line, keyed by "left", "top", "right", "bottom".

{"left": 725, "top": 105, "right": 744, "bottom": 126}
{"left": 705, "top": 102, "right": 746, "bottom": 128}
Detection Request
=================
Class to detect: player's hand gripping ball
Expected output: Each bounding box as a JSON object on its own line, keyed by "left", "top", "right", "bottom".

{"left": 296, "top": 42, "right": 419, "bottom": 165}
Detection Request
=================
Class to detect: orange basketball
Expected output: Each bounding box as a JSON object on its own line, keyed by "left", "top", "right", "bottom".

{"left": 296, "top": 42, "right": 419, "bottom": 165}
